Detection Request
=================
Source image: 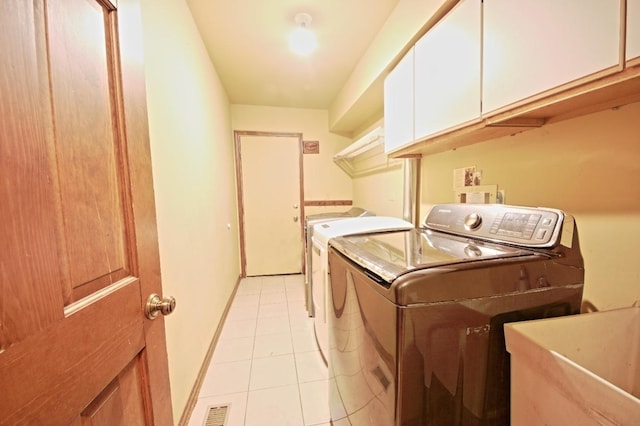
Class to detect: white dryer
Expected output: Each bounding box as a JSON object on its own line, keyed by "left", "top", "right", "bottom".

{"left": 310, "top": 216, "right": 413, "bottom": 361}
{"left": 304, "top": 207, "right": 373, "bottom": 317}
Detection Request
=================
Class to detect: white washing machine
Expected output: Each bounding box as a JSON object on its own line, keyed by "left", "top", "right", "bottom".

{"left": 311, "top": 216, "right": 413, "bottom": 362}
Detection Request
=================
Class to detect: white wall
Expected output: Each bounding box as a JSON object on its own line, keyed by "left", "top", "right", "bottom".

{"left": 419, "top": 101, "right": 640, "bottom": 311}
{"left": 139, "top": 0, "right": 240, "bottom": 419}
{"left": 348, "top": 121, "right": 407, "bottom": 219}
{"left": 329, "top": 0, "right": 452, "bottom": 133}
{"left": 352, "top": 166, "right": 405, "bottom": 218}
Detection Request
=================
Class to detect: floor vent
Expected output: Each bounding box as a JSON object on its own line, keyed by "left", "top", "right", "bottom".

{"left": 203, "top": 404, "right": 230, "bottom": 426}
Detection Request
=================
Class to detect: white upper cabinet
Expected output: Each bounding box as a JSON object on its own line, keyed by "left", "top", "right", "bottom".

{"left": 483, "top": 0, "right": 622, "bottom": 114}
{"left": 414, "top": 0, "right": 481, "bottom": 141}
{"left": 628, "top": 0, "right": 640, "bottom": 62}
{"left": 384, "top": 47, "right": 415, "bottom": 153}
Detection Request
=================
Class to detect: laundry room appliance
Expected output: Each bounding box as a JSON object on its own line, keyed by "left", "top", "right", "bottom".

{"left": 304, "top": 207, "right": 373, "bottom": 316}
{"left": 327, "top": 203, "right": 584, "bottom": 425}
{"left": 311, "top": 216, "right": 413, "bottom": 362}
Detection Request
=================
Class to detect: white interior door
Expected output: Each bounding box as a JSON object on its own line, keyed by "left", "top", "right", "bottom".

{"left": 237, "top": 132, "right": 303, "bottom": 276}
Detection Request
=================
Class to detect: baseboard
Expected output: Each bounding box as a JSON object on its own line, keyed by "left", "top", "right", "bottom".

{"left": 177, "top": 274, "right": 242, "bottom": 426}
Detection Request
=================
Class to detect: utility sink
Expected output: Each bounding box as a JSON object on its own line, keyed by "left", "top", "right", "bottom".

{"left": 505, "top": 306, "right": 640, "bottom": 425}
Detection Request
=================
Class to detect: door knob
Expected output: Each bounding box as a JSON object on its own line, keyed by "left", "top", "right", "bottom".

{"left": 293, "top": 204, "right": 299, "bottom": 209}
{"left": 145, "top": 294, "right": 176, "bottom": 319}
{"left": 293, "top": 215, "right": 299, "bottom": 222}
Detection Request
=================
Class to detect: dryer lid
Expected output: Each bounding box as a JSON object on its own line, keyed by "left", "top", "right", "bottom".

{"left": 304, "top": 206, "right": 374, "bottom": 226}
{"left": 313, "top": 216, "right": 413, "bottom": 247}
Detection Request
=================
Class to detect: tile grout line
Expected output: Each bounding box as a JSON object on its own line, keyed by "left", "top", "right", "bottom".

{"left": 243, "top": 275, "right": 262, "bottom": 426}
{"left": 286, "top": 277, "right": 308, "bottom": 426}
{"left": 210, "top": 275, "right": 313, "bottom": 426}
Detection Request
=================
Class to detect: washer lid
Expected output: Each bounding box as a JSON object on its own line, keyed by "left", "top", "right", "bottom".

{"left": 330, "top": 228, "right": 536, "bottom": 284}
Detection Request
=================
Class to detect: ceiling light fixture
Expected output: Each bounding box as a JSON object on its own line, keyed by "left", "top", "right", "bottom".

{"left": 289, "top": 13, "right": 317, "bottom": 57}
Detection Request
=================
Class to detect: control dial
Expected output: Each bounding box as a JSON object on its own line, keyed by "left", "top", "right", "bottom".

{"left": 464, "top": 212, "right": 482, "bottom": 231}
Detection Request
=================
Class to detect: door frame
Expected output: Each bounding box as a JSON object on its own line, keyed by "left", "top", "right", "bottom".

{"left": 233, "top": 130, "right": 305, "bottom": 277}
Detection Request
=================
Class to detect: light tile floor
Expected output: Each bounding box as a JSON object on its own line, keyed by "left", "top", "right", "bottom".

{"left": 188, "top": 274, "right": 330, "bottom": 426}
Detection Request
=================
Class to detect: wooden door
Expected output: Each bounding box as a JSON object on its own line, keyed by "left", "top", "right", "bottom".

{"left": 235, "top": 131, "right": 304, "bottom": 277}
{"left": 0, "top": 0, "right": 173, "bottom": 424}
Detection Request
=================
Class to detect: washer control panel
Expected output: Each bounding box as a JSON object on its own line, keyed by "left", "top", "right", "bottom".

{"left": 424, "top": 204, "right": 564, "bottom": 248}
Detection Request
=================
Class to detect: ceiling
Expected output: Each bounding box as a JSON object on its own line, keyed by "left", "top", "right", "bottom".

{"left": 186, "top": 0, "right": 400, "bottom": 113}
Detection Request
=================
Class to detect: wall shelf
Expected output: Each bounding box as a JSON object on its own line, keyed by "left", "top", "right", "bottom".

{"left": 334, "top": 127, "right": 402, "bottom": 177}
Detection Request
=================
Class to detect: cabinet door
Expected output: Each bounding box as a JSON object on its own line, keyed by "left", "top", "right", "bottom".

{"left": 483, "top": 0, "right": 622, "bottom": 114}
{"left": 414, "top": 0, "right": 481, "bottom": 141}
{"left": 628, "top": 0, "right": 640, "bottom": 62}
{"left": 384, "top": 47, "right": 414, "bottom": 153}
